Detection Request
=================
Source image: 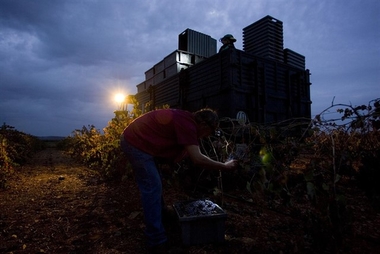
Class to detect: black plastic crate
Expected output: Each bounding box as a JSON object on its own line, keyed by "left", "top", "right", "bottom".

{"left": 173, "top": 199, "right": 227, "bottom": 245}
{"left": 135, "top": 49, "right": 311, "bottom": 124}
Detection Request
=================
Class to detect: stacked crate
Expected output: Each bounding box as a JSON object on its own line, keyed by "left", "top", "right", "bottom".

{"left": 136, "top": 49, "right": 312, "bottom": 123}
{"left": 136, "top": 50, "right": 207, "bottom": 93}
{"left": 135, "top": 16, "right": 312, "bottom": 124}
{"left": 243, "top": 15, "right": 284, "bottom": 63}
{"left": 178, "top": 28, "right": 217, "bottom": 58}
{"left": 284, "top": 48, "right": 306, "bottom": 70}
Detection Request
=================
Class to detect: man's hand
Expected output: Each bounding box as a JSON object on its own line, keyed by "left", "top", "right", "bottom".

{"left": 186, "top": 145, "right": 239, "bottom": 171}
{"left": 224, "top": 159, "right": 239, "bottom": 171}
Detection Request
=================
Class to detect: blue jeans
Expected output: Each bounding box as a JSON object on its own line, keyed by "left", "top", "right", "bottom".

{"left": 120, "top": 135, "right": 167, "bottom": 247}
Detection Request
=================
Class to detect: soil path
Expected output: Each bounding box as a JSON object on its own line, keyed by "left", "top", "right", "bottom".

{"left": 1, "top": 148, "right": 379, "bottom": 253}
{"left": 0, "top": 148, "right": 147, "bottom": 253}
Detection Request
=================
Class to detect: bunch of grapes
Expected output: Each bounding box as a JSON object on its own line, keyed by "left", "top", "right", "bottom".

{"left": 184, "top": 199, "right": 218, "bottom": 216}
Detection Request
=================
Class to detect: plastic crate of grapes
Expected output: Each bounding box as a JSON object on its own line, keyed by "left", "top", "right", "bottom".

{"left": 173, "top": 199, "right": 227, "bottom": 245}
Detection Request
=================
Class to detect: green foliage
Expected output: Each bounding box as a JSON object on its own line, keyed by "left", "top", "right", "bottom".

{"left": 180, "top": 98, "right": 379, "bottom": 250}
{"left": 61, "top": 96, "right": 142, "bottom": 179}
{"left": 63, "top": 96, "right": 379, "bottom": 208}
{"left": 309, "top": 98, "right": 380, "bottom": 209}
{"left": 0, "top": 123, "right": 44, "bottom": 188}
{"left": 63, "top": 96, "right": 380, "bottom": 219}
{"left": 225, "top": 98, "right": 380, "bottom": 209}
{"left": 60, "top": 96, "right": 379, "bottom": 251}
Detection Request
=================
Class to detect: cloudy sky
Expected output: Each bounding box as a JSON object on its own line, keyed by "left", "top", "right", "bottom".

{"left": 1, "top": 0, "right": 379, "bottom": 136}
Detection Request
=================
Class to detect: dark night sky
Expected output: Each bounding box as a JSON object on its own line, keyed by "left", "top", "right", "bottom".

{"left": 1, "top": 0, "right": 379, "bottom": 136}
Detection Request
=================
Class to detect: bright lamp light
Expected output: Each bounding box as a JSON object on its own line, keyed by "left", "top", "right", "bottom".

{"left": 114, "top": 93, "right": 126, "bottom": 103}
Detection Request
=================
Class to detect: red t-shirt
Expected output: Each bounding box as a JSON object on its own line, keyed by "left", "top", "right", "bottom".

{"left": 123, "top": 109, "right": 200, "bottom": 161}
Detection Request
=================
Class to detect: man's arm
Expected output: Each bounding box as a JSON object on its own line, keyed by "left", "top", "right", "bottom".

{"left": 185, "top": 145, "right": 237, "bottom": 171}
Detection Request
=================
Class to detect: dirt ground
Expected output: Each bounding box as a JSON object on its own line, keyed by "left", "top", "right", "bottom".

{"left": 0, "top": 148, "right": 379, "bottom": 254}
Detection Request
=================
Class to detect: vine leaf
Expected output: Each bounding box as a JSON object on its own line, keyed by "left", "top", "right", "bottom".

{"left": 306, "top": 182, "right": 316, "bottom": 200}
{"left": 334, "top": 174, "right": 341, "bottom": 184}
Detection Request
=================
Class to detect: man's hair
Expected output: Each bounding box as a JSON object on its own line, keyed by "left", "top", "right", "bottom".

{"left": 193, "top": 108, "right": 219, "bottom": 129}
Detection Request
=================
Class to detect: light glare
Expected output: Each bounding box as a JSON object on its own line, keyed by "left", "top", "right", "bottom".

{"left": 114, "top": 93, "right": 125, "bottom": 103}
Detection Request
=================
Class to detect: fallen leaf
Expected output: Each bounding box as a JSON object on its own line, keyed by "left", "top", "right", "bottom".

{"left": 128, "top": 211, "right": 140, "bottom": 219}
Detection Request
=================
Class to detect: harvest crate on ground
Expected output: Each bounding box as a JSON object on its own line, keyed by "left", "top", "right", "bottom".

{"left": 173, "top": 199, "right": 227, "bottom": 245}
